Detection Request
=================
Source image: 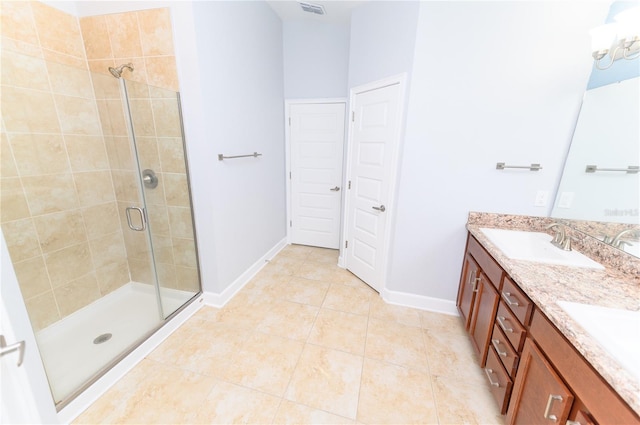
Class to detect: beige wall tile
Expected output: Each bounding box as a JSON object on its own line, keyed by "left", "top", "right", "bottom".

{"left": 105, "top": 13, "right": 143, "bottom": 59}
{"left": 96, "top": 259, "right": 130, "bottom": 295}
{"left": 1, "top": 36, "right": 43, "bottom": 59}
{"left": 175, "top": 266, "right": 199, "bottom": 292}
{"left": 122, "top": 226, "right": 151, "bottom": 261}
{"left": 82, "top": 202, "right": 120, "bottom": 239}
{"left": 112, "top": 170, "right": 141, "bottom": 202}
{"left": 55, "top": 95, "right": 102, "bottom": 135}
{"left": 149, "top": 85, "right": 177, "bottom": 99}
{"left": 150, "top": 234, "right": 173, "bottom": 263}
{"left": 42, "top": 49, "right": 88, "bottom": 70}
{"left": 0, "top": 2, "right": 38, "bottom": 44}
{"left": 156, "top": 261, "right": 177, "bottom": 289}
{"left": 163, "top": 173, "right": 189, "bottom": 207}
{"left": 1, "top": 133, "right": 18, "bottom": 178}
{"left": 151, "top": 99, "right": 181, "bottom": 137}
{"left": 9, "top": 133, "right": 70, "bottom": 176}
{"left": 79, "top": 15, "right": 113, "bottom": 60}
{"left": 125, "top": 80, "right": 151, "bottom": 99}
{"left": 137, "top": 9, "right": 174, "bottom": 57}
{"left": 1, "top": 219, "right": 41, "bottom": 262}
{"left": 91, "top": 72, "right": 121, "bottom": 100}
{"left": 55, "top": 272, "right": 100, "bottom": 317}
{"left": 129, "top": 258, "right": 154, "bottom": 284}
{"left": 157, "top": 137, "right": 186, "bottom": 173}
{"left": 88, "top": 58, "right": 116, "bottom": 76}
{"left": 89, "top": 231, "right": 126, "bottom": 269}
{"left": 1, "top": 86, "right": 60, "bottom": 134}
{"left": 119, "top": 57, "right": 147, "bottom": 84}
{"left": 168, "top": 206, "right": 193, "bottom": 239}
{"left": 1, "top": 177, "right": 30, "bottom": 222}
{"left": 22, "top": 173, "right": 79, "bottom": 215}
{"left": 31, "top": 1, "right": 85, "bottom": 59}
{"left": 172, "top": 238, "right": 197, "bottom": 268}
{"left": 34, "top": 210, "right": 87, "bottom": 253}
{"left": 74, "top": 170, "right": 116, "bottom": 207}
{"left": 47, "top": 61, "right": 94, "bottom": 98}
{"left": 129, "top": 98, "right": 155, "bottom": 137}
{"left": 96, "top": 100, "right": 128, "bottom": 137}
{"left": 65, "top": 135, "right": 110, "bottom": 172}
{"left": 135, "top": 136, "right": 161, "bottom": 171}
{"left": 45, "top": 242, "right": 93, "bottom": 288}
{"left": 14, "top": 256, "right": 51, "bottom": 299}
{"left": 147, "top": 205, "right": 170, "bottom": 236}
{"left": 25, "top": 290, "right": 60, "bottom": 332}
{"left": 145, "top": 56, "right": 178, "bottom": 92}
{"left": 1, "top": 50, "right": 49, "bottom": 90}
{"left": 104, "top": 136, "right": 134, "bottom": 170}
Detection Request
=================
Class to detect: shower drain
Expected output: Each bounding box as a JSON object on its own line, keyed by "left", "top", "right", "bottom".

{"left": 93, "top": 333, "right": 112, "bottom": 344}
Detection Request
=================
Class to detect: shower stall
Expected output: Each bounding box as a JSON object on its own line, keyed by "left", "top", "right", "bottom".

{"left": 1, "top": 48, "right": 202, "bottom": 408}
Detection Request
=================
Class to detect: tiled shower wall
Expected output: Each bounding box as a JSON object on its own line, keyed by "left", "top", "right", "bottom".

{"left": 1, "top": 2, "right": 197, "bottom": 331}
{"left": 0, "top": 1, "right": 129, "bottom": 331}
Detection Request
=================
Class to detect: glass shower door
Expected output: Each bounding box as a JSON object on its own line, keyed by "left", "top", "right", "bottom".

{"left": 122, "top": 79, "right": 201, "bottom": 319}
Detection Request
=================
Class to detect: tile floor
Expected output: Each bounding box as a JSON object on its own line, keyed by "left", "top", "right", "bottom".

{"left": 74, "top": 245, "right": 504, "bottom": 424}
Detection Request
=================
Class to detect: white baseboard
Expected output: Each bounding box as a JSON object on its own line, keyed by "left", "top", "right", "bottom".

{"left": 381, "top": 288, "right": 459, "bottom": 316}
{"left": 58, "top": 295, "right": 204, "bottom": 424}
{"left": 337, "top": 255, "right": 346, "bottom": 268}
{"left": 203, "top": 237, "right": 287, "bottom": 308}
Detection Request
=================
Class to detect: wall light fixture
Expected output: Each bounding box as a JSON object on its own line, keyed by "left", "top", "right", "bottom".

{"left": 590, "top": 6, "right": 640, "bottom": 70}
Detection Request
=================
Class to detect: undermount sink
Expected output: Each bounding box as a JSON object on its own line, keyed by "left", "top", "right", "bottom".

{"left": 479, "top": 228, "right": 604, "bottom": 269}
{"left": 558, "top": 301, "right": 640, "bottom": 382}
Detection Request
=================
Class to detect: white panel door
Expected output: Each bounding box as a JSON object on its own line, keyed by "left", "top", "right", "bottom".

{"left": 290, "top": 102, "right": 346, "bottom": 249}
{"left": 345, "top": 83, "right": 401, "bottom": 291}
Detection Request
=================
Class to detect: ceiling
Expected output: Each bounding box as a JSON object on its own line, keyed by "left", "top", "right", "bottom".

{"left": 265, "top": 0, "right": 366, "bottom": 25}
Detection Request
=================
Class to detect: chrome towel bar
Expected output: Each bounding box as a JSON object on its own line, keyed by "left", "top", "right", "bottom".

{"left": 496, "top": 162, "right": 542, "bottom": 171}
{"left": 218, "top": 152, "right": 262, "bottom": 161}
{"left": 585, "top": 165, "right": 639, "bottom": 174}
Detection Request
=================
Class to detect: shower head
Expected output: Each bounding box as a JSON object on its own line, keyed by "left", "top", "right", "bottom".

{"left": 108, "top": 63, "right": 134, "bottom": 79}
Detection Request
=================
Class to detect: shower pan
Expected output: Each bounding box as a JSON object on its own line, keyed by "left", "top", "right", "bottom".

{"left": 0, "top": 54, "right": 202, "bottom": 409}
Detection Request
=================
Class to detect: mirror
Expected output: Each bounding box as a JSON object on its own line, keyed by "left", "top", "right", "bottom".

{"left": 551, "top": 76, "right": 639, "bottom": 257}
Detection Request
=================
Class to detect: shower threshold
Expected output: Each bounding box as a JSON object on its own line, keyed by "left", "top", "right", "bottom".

{"left": 35, "top": 282, "right": 195, "bottom": 405}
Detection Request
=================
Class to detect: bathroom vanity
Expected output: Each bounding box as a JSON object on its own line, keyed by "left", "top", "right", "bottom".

{"left": 457, "top": 214, "right": 640, "bottom": 425}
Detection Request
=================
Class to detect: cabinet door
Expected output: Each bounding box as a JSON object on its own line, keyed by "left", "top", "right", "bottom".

{"left": 469, "top": 273, "right": 499, "bottom": 366}
{"left": 507, "top": 338, "right": 574, "bottom": 425}
{"left": 457, "top": 252, "right": 479, "bottom": 329}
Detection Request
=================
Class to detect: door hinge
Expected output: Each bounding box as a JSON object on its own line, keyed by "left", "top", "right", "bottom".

{"left": 351, "top": 111, "right": 355, "bottom": 122}
{"left": 289, "top": 171, "right": 291, "bottom": 179}
{"left": 288, "top": 117, "right": 291, "bottom": 126}
{"left": 290, "top": 220, "right": 292, "bottom": 227}
{"left": 348, "top": 180, "right": 351, "bottom": 189}
{"left": 345, "top": 240, "right": 348, "bottom": 248}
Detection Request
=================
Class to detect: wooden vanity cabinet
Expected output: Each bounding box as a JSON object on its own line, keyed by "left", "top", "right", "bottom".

{"left": 457, "top": 235, "right": 503, "bottom": 366}
{"left": 507, "top": 310, "right": 640, "bottom": 425}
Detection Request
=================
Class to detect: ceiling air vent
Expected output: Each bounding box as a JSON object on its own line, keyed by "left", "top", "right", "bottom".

{"left": 299, "top": 2, "right": 326, "bottom": 15}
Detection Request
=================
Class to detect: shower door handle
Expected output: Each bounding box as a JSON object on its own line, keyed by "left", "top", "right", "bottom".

{"left": 125, "top": 206, "right": 147, "bottom": 231}
{"left": 0, "top": 335, "right": 25, "bottom": 367}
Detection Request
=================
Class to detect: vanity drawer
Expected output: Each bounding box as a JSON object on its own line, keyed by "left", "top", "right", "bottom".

{"left": 467, "top": 235, "right": 503, "bottom": 290}
{"left": 485, "top": 346, "right": 513, "bottom": 414}
{"left": 500, "top": 276, "right": 533, "bottom": 326}
{"left": 491, "top": 323, "right": 519, "bottom": 378}
{"left": 496, "top": 302, "right": 526, "bottom": 352}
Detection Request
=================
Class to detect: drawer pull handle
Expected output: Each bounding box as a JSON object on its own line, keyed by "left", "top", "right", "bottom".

{"left": 496, "top": 315, "right": 513, "bottom": 333}
{"left": 492, "top": 339, "right": 507, "bottom": 357}
{"left": 484, "top": 368, "right": 500, "bottom": 387}
{"left": 501, "top": 291, "right": 520, "bottom": 307}
{"left": 544, "top": 394, "right": 563, "bottom": 422}
{"left": 565, "top": 421, "right": 581, "bottom": 425}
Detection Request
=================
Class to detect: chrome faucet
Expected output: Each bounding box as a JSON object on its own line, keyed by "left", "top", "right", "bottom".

{"left": 546, "top": 222, "right": 572, "bottom": 251}
{"left": 609, "top": 228, "right": 639, "bottom": 249}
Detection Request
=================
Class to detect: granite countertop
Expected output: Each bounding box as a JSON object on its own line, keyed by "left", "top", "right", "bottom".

{"left": 465, "top": 217, "right": 640, "bottom": 416}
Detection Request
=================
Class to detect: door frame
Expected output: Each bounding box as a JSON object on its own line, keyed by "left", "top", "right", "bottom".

{"left": 340, "top": 74, "right": 408, "bottom": 293}
{"left": 284, "top": 98, "right": 348, "bottom": 247}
